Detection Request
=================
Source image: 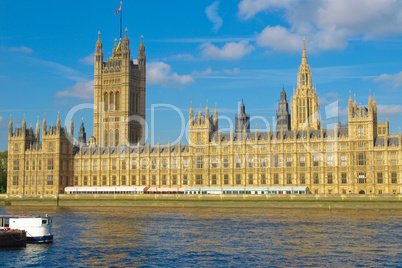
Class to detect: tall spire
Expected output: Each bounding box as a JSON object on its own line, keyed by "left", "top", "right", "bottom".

{"left": 302, "top": 36, "right": 307, "bottom": 65}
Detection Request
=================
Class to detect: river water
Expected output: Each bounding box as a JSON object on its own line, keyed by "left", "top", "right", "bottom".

{"left": 0, "top": 206, "right": 401, "bottom": 267}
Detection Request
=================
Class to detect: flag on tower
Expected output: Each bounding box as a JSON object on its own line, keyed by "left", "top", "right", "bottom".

{"left": 115, "top": 4, "right": 122, "bottom": 15}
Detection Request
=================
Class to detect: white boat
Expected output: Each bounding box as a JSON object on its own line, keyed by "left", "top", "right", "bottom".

{"left": 0, "top": 214, "right": 53, "bottom": 243}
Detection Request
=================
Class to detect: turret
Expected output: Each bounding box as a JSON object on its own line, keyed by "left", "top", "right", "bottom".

{"left": 189, "top": 102, "right": 193, "bottom": 122}
{"left": 56, "top": 113, "right": 61, "bottom": 134}
{"left": 205, "top": 102, "right": 209, "bottom": 120}
{"left": 122, "top": 28, "right": 130, "bottom": 66}
{"left": 8, "top": 116, "right": 13, "bottom": 136}
{"left": 214, "top": 104, "right": 218, "bottom": 127}
{"left": 36, "top": 117, "right": 40, "bottom": 141}
{"left": 235, "top": 100, "right": 250, "bottom": 134}
{"left": 94, "top": 31, "right": 103, "bottom": 72}
{"left": 42, "top": 115, "right": 47, "bottom": 135}
{"left": 138, "top": 35, "right": 146, "bottom": 71}
{"left": 22, "top": 115, "right": 26, "bottom": 136}
{"left": 78, "top": 121, "right": 87, "bottom": 146}
{"left": 276, "top": 87, "right": 291, "bottom": 131}
{"left": 70, "top": 118, "right": 74, "bottom": 136}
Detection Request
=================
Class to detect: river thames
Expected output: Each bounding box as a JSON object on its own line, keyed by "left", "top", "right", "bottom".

{"left": 0, "top": 206, "right": 401, "bottom": 267}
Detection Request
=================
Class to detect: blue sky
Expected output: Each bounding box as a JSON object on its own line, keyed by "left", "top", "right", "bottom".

{"left": 1, "top": 0, "right": 402, "bottom": 150}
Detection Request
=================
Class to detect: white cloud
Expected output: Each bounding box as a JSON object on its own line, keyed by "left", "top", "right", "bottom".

{"left": 0, "top": 116, "right": 3, "bottom": 124}
{"left": 200, "top": 41, "right": 254, "bottom": 60}
{"left": 374, "top": 71, "right": 402, "bottom": 88}
{"left": 238, "top": 0, "right": 293, "bottom": 20}
{"left": 241, "top": 0, "right": 402, "bottom": 52}
{"left": 55, "top": 80, "right": 94, "bottom": 99}
{"left": 79, "top": 53, "right": 94, "bottom": 65}
{"left": 378, "top": 105, "right": 402, "bottom": 117}
{"left": 256, "top": 25, "right": 302, "bottom": 52}
{"left": 192, "top": 66, "right": 218, "bottom": 76}
{"left": 9, "top": 46, "right": 33, "bottom": 54}
{"left": 224, "top": 67, "right": 240, "bottom": 75}
{"left": 206, "top": 1, "right": 223, "bottom": 33}
{"left": 147, "top": 62, "right": 194, "bottom": 87}
{"left": 170, "top": 53, "right": 196, "bottom": 61}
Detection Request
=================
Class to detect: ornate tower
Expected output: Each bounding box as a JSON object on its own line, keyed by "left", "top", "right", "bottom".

{"left": 291, "top": 38, "right": 320, "bottom": 130}
{"left": 276, "top": 87, "right": 291, "bottom": 131}
{"left": 93, "top": 29, "right": 146, "bottom": 147}
{"left": 235, "top": 100, "right": 250, "bottom": 134}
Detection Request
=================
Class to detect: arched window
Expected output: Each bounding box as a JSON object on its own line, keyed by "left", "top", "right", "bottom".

{"left": 104, "top": 93, "right": 108, "bottom": 111}
{"left": 104, "top": 131, "right": 108, "bottom": 146}
{"left": 109, "top": 130, "right": 114, "bottom": 146}
{"left": 115, "top": 129, "right": 119, "bottom": 146}
{"left": 110, "top": 92, "right": 114, "bottom": 111}
{"left": 116, "top": 92, "right": 120, "bottom": 111}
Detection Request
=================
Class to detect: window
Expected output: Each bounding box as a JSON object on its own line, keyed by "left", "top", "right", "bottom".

{"left": 131, "top": 176, "right": 136, "bottom": 185}
{"left": 377, "top": 172, "right": 383, "bottom": 184}
{"left": 13, "top": 176, "right": 18, "bottom": 186}
{"left": 116, "top": 92, "right": 120, "bottom": 110}
{"left": 224, "top": 175, "right": 229, "bottom": 185}
{"left": 223, "top": 158, "right": 229, "bottom": 168}
{"left": 326, "top": 155, "right": 333, "bottom": 167}
{"left": 121, "top": 160, "right": 126, "bottom": 170}
{"left": 196, "top": 175, "right": 203, "bottom": 185}
{"left": 38, "top": 160, "right": 41, "bottom": 171}
{"left": 74, "top": 176, "right": 79, "bottom": 185}
{"left": 357, "top": 154, "right": 366, "bottom": 166}
{"left": 151, "top": 175, "right": 156, "bottom": 185}
{"left": 93, "top": 160, "right": 98, "bottom": 171}
{"left": 162, "top": 159, "right": 167, "bottom": 170}
{"left": 233, "top": 174, "right": 240, "bottom": 185}
{"left": 248, "top": 157, "right": 253, "bottom": 168}
{"left": 183, "top": 158, "right": 188, "bottom": 169}
{"left": 286, "top": 156, "right": 292, "bottom": 167}
{"left": 93, "top": 176, "right": 97, "bottom": 186}
{"left": 102, "top": 176, "right": 107, "bottom": 186}
{"left": 110, "top": 92, "right": 114, "bottom": 111}
{"left": 274, "top": 174, "right": 279, "bottom": 184}
{"left": 47, "top": 159, "right": 53, "bottom": 170}
{"left": 183, "top": 175, "right": 188, "bottom": 185}
{"left": 341, "top": 173, "right": 347, "bottom": 184}
{"left": 47, "top": 175, "right": 53, "bottom": 186}
{"left": 172, "top": 175, "right": 177, "bottom": 185}
{"left": 142, "top": 159, "right": 147, "bottom": 169}
{"left": 25, "top": 176, "right": 29, "bottom": 186}
{"left": 172, "top": 159, "right": 177, "bottom": 169}
{"left": 48, "top": 143, "right": 53, "bottom": 151}
{"left": 261, "top": 157, "right": 266, "bottom": 168}
{"left": 84, "top": 160, "right": 88, "bottom": 171}
{"left": 391, "top": 152, "right": 397, "bottom": 166}
{"left": 286, "top": 174, "right": 292, "bottom": 184}
{"left": 236, "top": 157, "right": 241, "bottom": 168}
{"left": 274, "top": 156, "right": 279, "bottom": 168}
{"left": 313, "top": 173, "right": 319, "bottom": 184}
{"left": 26, "top": 161, "right": 29, "bottom": 170}
{"left": 261, "top": 174, "right": 267, "bottom": 184}
{"left": 248, "top": 174, "right": 253, "bottom": 185}
{"left": 112, "top": 176, "right": 117, "bottom": 186}
{"left": 162, "top": 175, "right": 167, "bottom": 185}
{"left": 196, "top": 157, "right": 203, "bottom": 169}
{"left": 197, "top": 133, "right": 202, "bottom": 144}
{"left": 112, "top": 160, "right": 117, "bottom": 170}
{"left": 391, "top": 172, "right": 397, "bottom": 184}
{"left": 341, "top": 155, "right": 347, "bottom": 167}
{"left": 211, "top": 174, "right": 217, "bottom": 185}
{"left": 32, "top": 176, "right": 35, "bottom": 185}
{"left": 299, "top": 156, "right": 305, "bottom": 167}
{"left": 131, "top": 160, "right": 137, "bottom": 169}
{"left": 83, "top": 176, "right": 88, "bottom": 186}
{"left": 13, "top": 160, "right": 19, "bottom": 171}
{"left": 151, "top": 159, "right": 157, "bottom": 170}
{"left": 357, "top": 173, "right": 366, "bottom": 184}
{"left": 104, "top": 93, "right": 108, "bottom": 111}
{"left": 377, "top": 154, "right": 382, "bottom": 166}
{"left": 327, "top": 173, "right": 333, "bottom": 184}
{"left": 103, "top": 160, "right": 107, "bottom": 170}
{"left": 38, "top": 176, "right": 41, "bottom": 186}
{"left": 326, "top": 144, "right": 332, "bottom": 150}
{"left": 211, "top": 158, "right": 217, "bottom": 169}
{"left": 358, "top": 126, "right": 364, "bottom": 137}
{"left": 121, "top": 176, "right": 126, "bottom": 185}
{"left": 300, "top": 174, "right": 305, "bottom": 185}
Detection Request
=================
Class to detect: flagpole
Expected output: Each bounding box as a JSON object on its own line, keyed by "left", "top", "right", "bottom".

{"left": 120, "top": 1, "right": 122, "bottom": 40}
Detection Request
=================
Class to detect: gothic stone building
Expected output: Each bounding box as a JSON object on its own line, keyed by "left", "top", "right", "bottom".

{"left": 7, "top": 34, "right": 402, "bottom": 197}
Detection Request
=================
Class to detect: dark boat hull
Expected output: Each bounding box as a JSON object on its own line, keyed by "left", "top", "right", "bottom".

{"left": 26, "top": 235, "right": 53, "bottom": 243}
{"left": 0, "top": 230, "right": 26, "bottom": 247}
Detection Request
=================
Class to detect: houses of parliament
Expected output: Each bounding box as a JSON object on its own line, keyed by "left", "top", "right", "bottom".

{"left": 6, "top": 30, "right": 402, "bottom": 197}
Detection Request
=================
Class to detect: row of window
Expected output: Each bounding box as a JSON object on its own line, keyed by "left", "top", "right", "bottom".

{"left": 72, "top": 153, "right": 398, "bottom": 171}
{"left": 12, "top": 176, "right": 54, "bottom": 186}
{"left": 72, "top": 172, "right": 398, "bottom": 187}
{"left": 103, "top": 92, "right": 120, "bottom": 111}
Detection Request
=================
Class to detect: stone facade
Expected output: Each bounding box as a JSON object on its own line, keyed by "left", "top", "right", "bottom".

{"left": 6, "top": 33, "right": 402, "bottom": 197}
